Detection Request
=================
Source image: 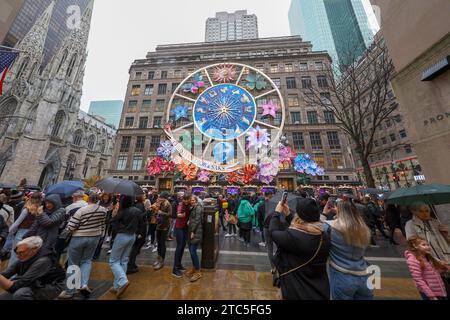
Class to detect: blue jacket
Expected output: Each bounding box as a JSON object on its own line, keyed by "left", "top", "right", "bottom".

{"left": 323, "top": 222, "right": 369, "bottom": 274}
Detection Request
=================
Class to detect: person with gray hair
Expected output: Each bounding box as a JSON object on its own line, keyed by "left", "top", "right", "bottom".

{"left": 405, "top": 202, "right": 450, "bottom": 264}
{"left": 0, "top": 236, "right": 65, "bottom": 300}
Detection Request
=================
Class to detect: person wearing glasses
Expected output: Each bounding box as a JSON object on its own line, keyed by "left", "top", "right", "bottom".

{"left": 0, "top": 236, "right": 66, "bottom": 300}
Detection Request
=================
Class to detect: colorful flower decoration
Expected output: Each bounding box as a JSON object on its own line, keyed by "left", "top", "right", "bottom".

{"left": 179, "top": 131, "right": 202, "bottom": 150}
{"left": 247, "top": 126, "right": 270, "bottom": 150}
{"left": 293, "top": 153, "right": 325, "bottom": 176}
{"left": 157, "top": 140, "right": 175, "bottom": 161}
{"left": 261, "top": 100, "right": 280, "bottom": 118}
{"left": 160, "top": 160, "right": 175, "bottom": 173}
{"left": 243, "top": 165, "right": 257, "bottom": 184}
{"left": 212, "top": 64, "right": 237, "bottom": 83}
{"left": 177, "top": 159, "right": 198, "bottom": 181}
{"left": 258, "top": 157, "right": 280, "bottom": 185}
{"left": 245, "top": 73, "right": 267, "bottom": 91}
{"left": 146, "top": 157, "right": 163, "bottom": 175}
{"left": 172, "top": 104, "right": 189, "bottom": 121}
{"left": 227, "top": 171, "right": 243, "bottom": 185}
{"left": 197, "top": 170, "right": 210, "bottom": 183}
{"left": 279, "top": 145, "right": 296, "bottom": 163}
{"left": 182, "top": 73, "right": 205, "bottom": 94}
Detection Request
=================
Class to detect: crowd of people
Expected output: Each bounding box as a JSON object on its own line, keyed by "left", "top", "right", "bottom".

{"left": 0, "top": 183, "right": 449, "bottom": 301}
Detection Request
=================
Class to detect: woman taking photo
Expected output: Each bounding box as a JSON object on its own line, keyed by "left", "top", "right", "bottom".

{"left": 186, "top": 195, "right": 203, "bottom": 282}
{"left": 270, "top": 198, "right": 330, "bottom": 300}
{"left": 323, "top": 201, "right": 373, "bottom": 300}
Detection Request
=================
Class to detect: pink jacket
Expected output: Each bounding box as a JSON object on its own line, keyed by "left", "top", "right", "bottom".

{"left": 405, "top": 250, "right": 448, "bottom": 298}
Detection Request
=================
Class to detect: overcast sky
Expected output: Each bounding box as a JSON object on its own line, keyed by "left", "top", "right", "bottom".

{"left": 80, "top": 0, "right": 378, "bottom": 111}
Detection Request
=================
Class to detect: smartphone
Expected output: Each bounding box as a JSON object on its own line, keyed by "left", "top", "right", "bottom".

{"left": 328, "top": 197, "right": 337, "bottom": 208}
{"left": 282, "top": 192, "right": 288, "bottom": 204}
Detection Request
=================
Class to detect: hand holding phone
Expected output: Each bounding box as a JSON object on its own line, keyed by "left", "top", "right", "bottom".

{"left": 282, "top": 192, "right": 288, "bottom": 204}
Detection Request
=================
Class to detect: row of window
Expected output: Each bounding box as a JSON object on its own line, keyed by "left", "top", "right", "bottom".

{"left": 369, "top": 145, "right": 413, "bottom": 163}
{"left": 373, "top": 130, "right": 408, "bottom": 147}
{"left": 291, "top": 131, "right": 341, "bottom": 150}
{"left": 119, "top": 136, "right": 161, "bottom": 153}
{"left": 124, "top": 116, "right": 163, "bottom": 129}
{"left": 290, "top": 111, "right": 336, "bottom": 124}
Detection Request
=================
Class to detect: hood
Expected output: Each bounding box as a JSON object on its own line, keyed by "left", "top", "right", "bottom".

{"left": 44, "top": 194, "right": 62, "bottom": 211}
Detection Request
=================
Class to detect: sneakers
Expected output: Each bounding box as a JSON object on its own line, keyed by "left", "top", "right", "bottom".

{"left": 185, "top": 268, "right": 196, "bottom": 278}
{"left": 152, "top": 246, "right": 158, "bottom": 253}
{"left": 58, "top": 291, "right": 74, "bottom": 300}
{"left": 178, "top": 265, "right": 187, "bottom": 273}
{"left": 153, "top": 262, "right": 164, "bottom": 270}
{"left": 126, "top": 267, "right": 139, "bottom": 275}
{"left": 107, "top": 249, "right": 112, "bottom": 255}
{"left": 172, "top": 269, "right": 183, "bottom": 278}
{"left": 143, "top": 242, "right": 153, "bottom": 250}
{"left": 79, "top": 285, "right": 93, "bottom": 297}
{"left": 108, "top": 287, "right": 117, "bottom": 295}
{"left": 238, "top": 237, "right": 244, "bottom": 242}
{"left": 167, "top": 236, "right": 174, "bottom": 241}
{"left": 189, "top": 271, "right": 202, "bottom": 282}
{"left": 225, "top": 233, "right": 232, "bottom": 238}
{"left": 258, "top": 242, "right": 266, "bottom": 247}
{"left": 116, "top": 281, "right": 130, "bottom": 299}
{"left": 105, "top": 236, "right": 111, "bottom": 243}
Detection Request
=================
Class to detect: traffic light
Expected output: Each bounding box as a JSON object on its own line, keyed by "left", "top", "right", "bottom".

{"left": 392, "top": 175, "right": 399, "bottom": 182}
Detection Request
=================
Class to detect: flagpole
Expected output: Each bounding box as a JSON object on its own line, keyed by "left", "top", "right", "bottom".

{"left": 0, "top": 44, "right": 26, "bottom": 53}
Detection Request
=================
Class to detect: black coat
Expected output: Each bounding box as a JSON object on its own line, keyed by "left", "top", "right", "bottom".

{"left": 111, "top": 207, "right": 140, "bottom": 235}
{"left": 270, "top": 212, "right": 330, "bottom": 300}
{"left": 0, "top": 215, "right": 8, "bottom": 242}
{"left": 134, "top": 203, "right": 148, "bottom": 237}
{"left": 386, "top": 205, "right": 401, "bottom": 230}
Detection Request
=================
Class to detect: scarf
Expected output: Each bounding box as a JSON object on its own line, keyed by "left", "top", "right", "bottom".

{"left": 289, "top": 216, "right": 323, "bottom": 235}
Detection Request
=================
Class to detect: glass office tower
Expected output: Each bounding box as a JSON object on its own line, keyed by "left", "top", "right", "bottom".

{"left": 88, "top": 100, "right": 124, "bottom": 130}
{"left": 289, "top": 0, "right": 375, "bottom": 67}
{"left": 1, "top": 0, "right": 91, "bottom": 67}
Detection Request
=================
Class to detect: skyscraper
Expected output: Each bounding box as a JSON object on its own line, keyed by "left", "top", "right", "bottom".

{"left": 89, "top": 100, "right": 124, "bottom": 129}
{"left": 289, "top": 0, "right": 375, "bottom": 67}
{"left": 1, "top": 0, "right": 91, "bottom": 67}
{"left": 205, "top": 10, "right": 258, "bottom": 42}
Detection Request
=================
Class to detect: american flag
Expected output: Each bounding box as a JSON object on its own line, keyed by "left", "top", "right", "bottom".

{"left": 0, "top": 50, "right": 20, "bottom": 95}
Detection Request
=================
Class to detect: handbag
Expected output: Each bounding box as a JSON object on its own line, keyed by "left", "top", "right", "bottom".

{"left": 58, "top": 205, "right": 102, "bottom": 245}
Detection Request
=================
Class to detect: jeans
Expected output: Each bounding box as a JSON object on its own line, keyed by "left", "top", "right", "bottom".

{"left": 0, "top": 284, "right": 64, "bottom": 300}
{"left": 264, "top": 228, "right": 275, "bottom": 270}
{"left": 173, "top": 228, "right": 187, "bottom": 270}
{"left": 157, "top": 229, "right": 168, "bottom": 260}
{"left": 8, "top": 228, "right": 29, "bottom": 267}
{"left": 109, "top": 233, "right": 136, "bottom": 289}
{"left": 128, "top": 235, "right": 146, "bottom": 270}
{"left": 66, "top": 236, "right": 100, "bottom": 293}
{"left": 148, "top": 224, "right": 157, "bottom": 244}
{"left": 329, "top": 267, "right": 374, "bottom": 300}
{"left": 188, "top": 243, "right": 200, "bottom": 270}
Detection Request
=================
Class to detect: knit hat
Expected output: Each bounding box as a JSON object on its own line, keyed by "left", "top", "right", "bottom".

{"left": 296, "top": 198, "right": 320, "bottom": 223}
{"left": 9, "top": 190, "right": 23, "bottom": 201}
{"left": 160, "top": 191, "right": 170, "bottom": 199}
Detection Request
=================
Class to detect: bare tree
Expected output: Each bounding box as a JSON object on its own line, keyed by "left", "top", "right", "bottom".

{"left": 305, "top": 38, "right": 396, "bottom": 188}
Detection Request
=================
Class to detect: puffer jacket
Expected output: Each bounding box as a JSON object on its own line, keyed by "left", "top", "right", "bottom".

{"left": 405, "top": 250, "right": 448, "bottom": 299}
{"left": 188, "top": 204, "right": 203, "bottom": 245}
{"left": 23, "top": 194, "right": 65, "bottom": 251}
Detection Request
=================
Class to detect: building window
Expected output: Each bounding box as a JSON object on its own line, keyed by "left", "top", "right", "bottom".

{"left": 155, "top": 100, "right": 165, "bottom": 112}
{"left": 139, "top": 117, "right": 148, "bottom": 129}
{"left": 131, "top": 85, "right": 141, "bottom": 96}
{"left": 386, "top": 119, "right": 392, "bottom": 128}
{"left": 343, "top": 176, "right": 349, "bottom": 181}
{"left": 51, "top": 111, "right": 65, "bottom": 137}
{"left": 270, "top": 64, "right": 279, "bottom": 73}
{"left": 87, "top": 135, "right": 96, "bottom": 151}
{"left": 117, "top": 156, "right": 127, "bottom": 170}
{"left": 301, "top": 76, "right": 312, "bottom": 89}
{"left": 315, "top": 62, "right": 323, "bottom": 70}
{"left": 317, "top": 75, "right": 328, "bottom": 88}
{"left": 320, "top": 92, "right": 331, "bottom": 104}
{"left": 128, "top": 100, "right": 137, "bottom": 111}
{"left": 134, "top": 72, "right": 142, "bottom": 80}
{"left": 331, "top": 155, "right": 344, "bottom": 169}
{"left": 158, "top": 84, "right": 167, "bottom": 95}
{"left": 399, "top": 129, "right": 407, "bottom": 138}
{"left": 300, "top": 63, "right": 308, "bottom": 71}
{"left": 125, "top": 117, "right": 134, "bottom": 128}
{"left": 291, "top": 112, "right": 301, "bottom": 124}
{"left": 314, "top": 154, "right": 325, "bottom": 167}
{"left": 324, "top": 111, "right": 335, "bottom": 124}
{"left": 292, "top": 132, "right": 305, "bottom": 149}
{"left": 153, "top": 116, "right": 162, "bottom": 128}
{"left": 405, "top": 145, "right": 413, "bottom": 154}
{"left": 135, "top": 136, "right": 145, "bottom": 153}
{"left": 336, "top": 176, "right": 342, "bottom": 181}
{"left": 390, "top": 133, "right": 397, "bottom": 142}
{"left": 142, "top": 100, "right": 152, "bottom": 110}
{"left": 323, "top": 175, "right": 330, "bottom": 181}
{"left": 174, "top": 70, "right": 182, "bottom": 78}
{"left": 171, "top": 83, "right": 179, "bottom": 93}
{"left": 161, "top": 71, "right": 168, "bottom": 79}
{"left": 287, "top": 95, "right": 299, "bottom": 107}
{"left": 132, "top": 156, "right": 144, "bottom": 171}
{"left": 286, "top": 77, "right": 297, "bottom": 89}
{"left": 285, "top": 64, "right": 294, "bottom": 72}
{"left": 148, "top": 71, "right": 155, "bottom": 80}
{"left": 327, "top": 132, "right": 341, "bottom": 149}
{"left": 120, "top": 136, "right": 131, "bottom": 152}
{"left": 73, "top": 130, "right": 83, "bottom": 146}
{"left": 272, "top": 78, "right": 281, "bottom": 88}
{"left": 144, "top": 84, "right": 153, "bottom": 95}
{"left": 150, "top": 136, "right": 161, "bottom": 151}
{"left": 381, "top": 137, "right": 387, "bottom": 145}
{"left": 66, "top": 54, "right": 78, "bottom": 78}
{"left": 309, "top": 132, "right": 322, "bottom": 149}
{"left": 307, "top": 111, "right": 318, "bottom": 124}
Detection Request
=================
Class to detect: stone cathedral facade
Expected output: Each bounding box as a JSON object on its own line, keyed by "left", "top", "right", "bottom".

{"left": 0, "top": 0, "right": 115, "bottom": 189}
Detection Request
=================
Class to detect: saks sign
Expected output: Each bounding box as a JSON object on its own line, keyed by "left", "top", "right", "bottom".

{"left": 423, "top": 111, "right": 450, "bottom": 127}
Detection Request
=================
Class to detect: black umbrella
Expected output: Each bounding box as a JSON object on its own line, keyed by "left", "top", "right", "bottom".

{"left": 265, "top": 192, "right": 301, "bottom": 219}
{"left": 95, "top": 178, "right": 144, "bottom": 197}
